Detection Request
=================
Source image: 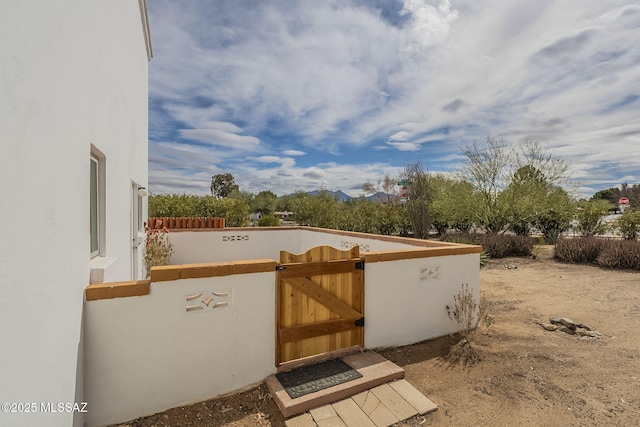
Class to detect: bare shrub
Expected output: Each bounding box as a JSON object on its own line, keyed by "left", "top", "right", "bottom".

{"left": 442, "top": 233, "right": 535, "bottom": 258}
{"left": 446, "top": 283, "right": 478, "bottom": 341}
{"left": 445, "top": 284, "right": 487, "bottom": 367}
{"left": 144, "top": 220, "right": 173, "bottom": 277}
{"left": 597, "top": 240, "right": 640, "bottom": 270}
{"left": 554, "top": 237, "right": 606, "bottom": 264}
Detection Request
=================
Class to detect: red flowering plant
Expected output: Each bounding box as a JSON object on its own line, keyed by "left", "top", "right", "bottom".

{"left": 143, "top": 219, "right": 173, "bottom": 277}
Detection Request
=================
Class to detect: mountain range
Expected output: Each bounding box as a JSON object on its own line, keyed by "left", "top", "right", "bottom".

{"left": 306, "top": 189, "right": 396, "bottom": 203}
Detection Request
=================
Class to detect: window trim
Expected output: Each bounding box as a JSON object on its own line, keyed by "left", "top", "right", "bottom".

{"left": 90, "top": 147, "right": 106, "bottom": 258}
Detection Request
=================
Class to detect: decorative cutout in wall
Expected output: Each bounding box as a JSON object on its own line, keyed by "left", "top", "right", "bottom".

{"left": 184, "top": 289, "right": 231, "bottom": 314}
{"left": 420, "top": 264, "right": 441, "bottom": 281}
{"left": 340, "top": 240, "right": 370, "bottom": 252}
{"left": 222, "top": 235, "right": 249, "bottom": 242}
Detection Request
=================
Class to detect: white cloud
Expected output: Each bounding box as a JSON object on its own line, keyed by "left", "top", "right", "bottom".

{"left": 401, "top": 0, "right": 458, "bottom": 50}
{"left": 179, "top": 128, "right": 260, "bottom": 148}
{"left": 388, "top": 131, "right": 410, "bottom": 142}
{"left": 387, "top": 141, "right": 420, "bottom": 151}
{"left": 303, "top": 167, "right": 326, "bottom": 179}
{"left": 249, "top": 156, "right": 296, "bottom": 168}
{"left": 282, "top": 149, "right": 306, "bottom": 156}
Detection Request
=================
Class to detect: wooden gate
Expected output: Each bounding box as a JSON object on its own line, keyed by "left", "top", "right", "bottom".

{"left": 276, "top": 245, "right": 364, "bottom": 365}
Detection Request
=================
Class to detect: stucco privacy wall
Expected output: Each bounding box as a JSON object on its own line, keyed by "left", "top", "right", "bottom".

{"left": 169, "top": 228, "right": 303, "bottom": 264}
{"left": 0, "top": 2, "right": 150, "bottom": 427}
{"left": 364, "top": 253, "right": 480, "bottom": 348}
{"left": 84, "top": 229, "right": 480, "bottom": 425}
{"left": 168, "top": 227, "right": 448, "bottom": 264}
{"left": 299, "top": 227, "right": 449, "bottom": 253}
{"left": 84, "top": 271, "right": 276, "bottom": 427}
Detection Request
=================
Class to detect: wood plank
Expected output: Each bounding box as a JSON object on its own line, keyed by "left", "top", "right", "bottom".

{"left": 279, "top": 259, "right": 361, "bottom": 278}
{"left": 279, "top": 318, "right": 361, "bottom": 343}
{"left": 276, "top": 270, "right": 282, "bottom": 365}
{"left": 289, "top": 280, "right": 303, "bottom": 361}
{"left": 283, "top": 277, "right": 362, "bottom": 319}
{"left": 280, "top": 245, "right": 359, "bottom": 264}
{"left": 355, "top": 267, "right": 365, "bottom": 348}
{"left": 301, "top": 278, "right": 319, "bottom": 358}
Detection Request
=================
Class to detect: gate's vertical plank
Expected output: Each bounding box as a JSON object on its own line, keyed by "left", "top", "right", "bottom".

{"left": 301, "top": 277, "right": 317, "bottom": 358}
{"left": 354, "top": 263, "right": 365, "bottom": 348}
{"left": 290, "top": 281, "right": 303, "bottom": 361}
{"left": 276, "top": 267, "right": 282, "bottom": 365}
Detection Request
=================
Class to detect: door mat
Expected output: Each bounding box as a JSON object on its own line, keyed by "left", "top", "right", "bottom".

{"left": 275, "top": 358, "right": 363, "bottom": 399}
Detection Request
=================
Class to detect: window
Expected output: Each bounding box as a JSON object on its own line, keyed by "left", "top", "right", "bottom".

{"left": 90, "top": 156, "right": 100, "bottom": 257}
{"left": 90, "top": 148, "right": 106, "bottom": 258}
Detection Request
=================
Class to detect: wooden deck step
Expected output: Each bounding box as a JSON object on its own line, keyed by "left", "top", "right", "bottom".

{"left": 267, "top": 351, "right": 405, "bottom": 418}
{"left": 286, "top": 380, "right": 438, "bottom": 427}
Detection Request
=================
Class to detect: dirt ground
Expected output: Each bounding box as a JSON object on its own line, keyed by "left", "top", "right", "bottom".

{"left": 115, "top": 246, "right": 640, "bottom": 427}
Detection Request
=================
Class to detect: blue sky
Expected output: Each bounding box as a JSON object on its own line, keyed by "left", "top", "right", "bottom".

{"left": 147, "top": 0, "right": 640, "bottom": 197}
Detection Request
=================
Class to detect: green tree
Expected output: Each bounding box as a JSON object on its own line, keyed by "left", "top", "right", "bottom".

{"left": 275, "top": 192, "right": 301, "bottom": 212}
{"left": 148, "top": 194, "right": 249, "bottom": 226}
{"left": 429, "top": 175, "right": 457, "bottom": 235}
{"left": 228, "top": 190, "right": 254, "bottom": 205}
{"left": 149, "top": 194, "right": 198, "bottom": 217}
{"left": 251, "top": 190, "right": 277, "bottom": 215}
{"left": 459, "top": 137, "right": 512, "bottom": 233}
{"left": 258, "top": 215, "right": 280, "bottom": 226}
{"left": 210, "top": 173, "right": 239, "bottom": 198}
{"left": 459, "top": 137, "right": 571, "bottom": 233}
{"left": 450, "top": 180, "right": 475, "bottom": 232}
{"left": 591, "top": 187, "right": 618, "bottom": 204}
{"left": 403, "top": 161, "right": 432, "bottom": 239}
{"left": 614, "top": 209, "right": 640, "bottom": 240}
{"left": 211, "top": 198, "right": 249, "bottom": 227}
{"left": 504, "top": 165, "right": 550, "bottom": 235}
{"left": 533, "top": 187, "right": 575, "bottom": 243}
{"left": 289, "top": 192, "right": 338, "bottom": 228}
{"left": 574, "top": 200, "right": 612, "bottom": 236}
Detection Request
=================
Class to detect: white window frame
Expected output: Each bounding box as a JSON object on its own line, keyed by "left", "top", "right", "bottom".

{"left": 90, "top": 148, "right": 106, "bottom": 258}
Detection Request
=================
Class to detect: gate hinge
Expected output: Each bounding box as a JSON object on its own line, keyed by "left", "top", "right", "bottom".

{"left": 275, "top": 265, "right": 284, "bottom": 271}
{"left": 355, "top": 317, "right": 365, "bottom": 327}
{"left": 355, "top": 260, "right": 365, "bottom": 270}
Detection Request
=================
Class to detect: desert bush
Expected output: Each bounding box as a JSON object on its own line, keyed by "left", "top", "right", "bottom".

{"left": 442, "top": 233, "right": 535, "bottom": 258}
{"left": 596, "top": 240, "right": 640, "bottom": 270}
{"left": 446, "top": 283, "right": 478, "bottom": 341}
{"left": 258, "top": 215, "right": 279, "bottom": 226}
{"left": 479, "top": 251, "right": 490, "bottom": 268}
{"left": 144, "top": 220, "right": 173, "bottom": 277}
{"left": 481, "top": 234, "right": 534, "bottom": 257}
{"left": 149, "top": 194, "right": 249, "bottom": 227}
{"left": 573, "top": 200, "right": 611, "bottom": 236}
{"left": 614, "top": 209, "right": 640, "bottom": 240}
{"left": 533, "top": 187, "right": 575, "bottom": 244}
{"left": 289, "top": 193, "right": 338, "bottom": 228}
{"left": 554, "top": 237, "right": 606, "bottom": 264}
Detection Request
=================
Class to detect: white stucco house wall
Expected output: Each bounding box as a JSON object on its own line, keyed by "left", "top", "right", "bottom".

{"left": 0, "top": 1, "right": 152, "bottom": 426}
